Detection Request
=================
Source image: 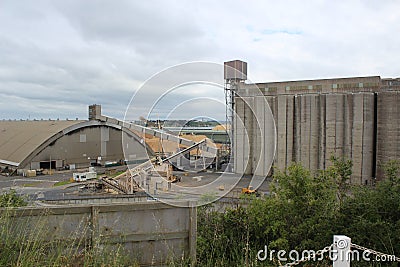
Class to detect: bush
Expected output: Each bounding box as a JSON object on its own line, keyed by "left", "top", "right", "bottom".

{"left": 0, "top": 190, "right": 27, "bottom": 207}
{"left": 197, "top": 159, "right": 400, "bottom": 267}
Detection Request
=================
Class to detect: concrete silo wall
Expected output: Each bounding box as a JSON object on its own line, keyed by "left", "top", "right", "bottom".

{"left": 294, "top": 94, "right": 322, "bottom": 172}
{"left": 276, "top": 95, "right": 288, "bottom": 171}
{"left": 235, "top": 92, "right": 376, "bottom": 183}
{"left": 234, "top": 97, "right": 252, "bottom": 175}
{"left": 349, "top": 93, "right": 375, "bottom": 184}
{"left": 234, "top": 96, "right": 276, "bottom": 176}
{"left": 361, "top": 94, "right": 375, "bottom": 184}
{"left": 376, "top": 91, "right": 400, "bottom": 179}
{"left": 254, "top": 96, "right": 276, "bottom": 176}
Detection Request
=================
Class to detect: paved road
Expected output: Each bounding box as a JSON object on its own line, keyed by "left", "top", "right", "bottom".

{"left": 0, "top": 167, "right": 271, "bottom": 205}
{"left": 146, "top": 171, "right": 271, "bottom": 205}
{"left": 0, "top": 167, "right": 115, "bottom": 202}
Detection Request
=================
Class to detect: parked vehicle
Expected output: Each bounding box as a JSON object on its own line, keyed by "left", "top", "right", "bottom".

{"left": 73, "top": 167, "right": 97, "bottom": 182}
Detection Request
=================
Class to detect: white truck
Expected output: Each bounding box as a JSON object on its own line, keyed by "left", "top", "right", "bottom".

{"left": 73, "top": 167, "right": 97, "bottom": 182}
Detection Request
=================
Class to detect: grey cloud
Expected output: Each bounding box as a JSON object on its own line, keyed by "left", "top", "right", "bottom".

{"left": 52, "top": 0, "right": 214, "bottom": 60}
{"left": 0, "top": 0, "right": 221, "bottom": 120}
{"left": 1, "top": 0, "right": 400, "bottom": 121}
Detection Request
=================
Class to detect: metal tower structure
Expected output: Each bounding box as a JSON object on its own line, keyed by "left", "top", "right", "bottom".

{"left": 224, "top": 60, "right": 247, "bottom": 172}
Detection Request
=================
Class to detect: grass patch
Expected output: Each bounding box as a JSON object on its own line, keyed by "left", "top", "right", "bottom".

{"left": 53, "top": 180, "right": 72, "bottom": 187}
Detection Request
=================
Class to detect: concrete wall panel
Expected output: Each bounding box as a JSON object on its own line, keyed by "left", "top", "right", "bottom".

{"left": 286, "top": 95, "right": 295, "bottom": 167}
{"left": 351, "top": 93, "right": 364, "bottom": 183}
{"left": 335, "top": 94, "right": 345, "bottom": 158}
{"left": 309, "top": 94, "right": 320, "bottom": 172}
{"left": 1, "top": 202, "right": 196, "bottom": 266}
{"left": 294, "top": 95, "right": 302, "bottom": 163}
{"left": 318, "top": 94, "right": 326, "bottom": 170}
{"left": 264, "top": 96, "right": 276, "bottom": 176}
{"left": 376, "top": 91, "right": 400, "bottom": 179}
{"left": 276, "top": 95, "right": 287, "bottom": 170}
{"left": 362, "top": 93, "right": 375, "bottom": 184}
{"left": 253, "top": 96, "right": 265, "bottom": 175}
{"left": 234, "top": 97, "right": 253, "bottom": 174}
{"left": 235, "top": 88, "right": 396, "bottom": 182}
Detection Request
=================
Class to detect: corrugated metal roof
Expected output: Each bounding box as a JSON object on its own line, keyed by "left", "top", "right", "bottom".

{"left": 0, "top": 120, "right": 84, "bottom": 166}
{"left": 143, "top": 134, "right": 216, "bottom": 156}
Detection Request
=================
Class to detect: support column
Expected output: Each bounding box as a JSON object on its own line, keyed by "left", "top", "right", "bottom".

{"left": 333, "top": 235, "right": 351, "bottom": 267}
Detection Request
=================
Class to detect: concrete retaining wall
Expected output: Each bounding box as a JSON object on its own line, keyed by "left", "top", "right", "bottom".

{"left": 1, "top": 202, "right": 196, "bottom": 266}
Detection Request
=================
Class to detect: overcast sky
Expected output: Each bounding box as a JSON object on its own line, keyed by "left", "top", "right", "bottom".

{"left": 1, "top": 0, "right": 399, "bottom": 121}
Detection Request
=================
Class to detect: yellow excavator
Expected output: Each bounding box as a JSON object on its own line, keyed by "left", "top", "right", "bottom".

{"left": 241, "top": 186, "right": 260, "bottom": 196}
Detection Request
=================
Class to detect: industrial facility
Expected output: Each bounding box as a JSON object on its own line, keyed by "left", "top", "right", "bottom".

{"left": 0, "top": 105, "right": 152, "bottom": 174}
{"left": 2, "top": 61, "right": 400, "bottom": 188}
{"left": 226, "top": 60, "right": 400, "bottom": 184}
{"left": 0, "top": 104, "right": 223, "bottom": 180}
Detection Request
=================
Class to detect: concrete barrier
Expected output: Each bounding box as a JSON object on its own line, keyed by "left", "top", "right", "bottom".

{"left": 1, "top": 201, "right": 196, "bottom": 266}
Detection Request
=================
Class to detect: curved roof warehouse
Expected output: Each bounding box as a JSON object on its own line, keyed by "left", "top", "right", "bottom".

{"left": 0, "top": 106, "right": 151, "bottom": 171}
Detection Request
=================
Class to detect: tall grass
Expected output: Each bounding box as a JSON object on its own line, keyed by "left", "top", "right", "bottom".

{"left": 0, "top": 190, "right": 193, "bottom": 266}
{"left": 0, "top": 208, "right": 136, "bottom": 266}
{"left": 0, "top": 190, "right": 135, "bottom": 266}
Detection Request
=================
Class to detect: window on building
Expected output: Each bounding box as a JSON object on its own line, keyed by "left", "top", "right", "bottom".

{"left": 332, "top": 84, "right": 338, "bottom": 89}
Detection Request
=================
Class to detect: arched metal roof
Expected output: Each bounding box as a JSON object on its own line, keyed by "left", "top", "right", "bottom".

{"left": 0, "top": 120, "right": 84, "bottom": 166}
{"left": 0, "top": 120, "right": 149, "bottom": 168}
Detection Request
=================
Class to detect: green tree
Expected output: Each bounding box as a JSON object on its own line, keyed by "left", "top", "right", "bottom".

{"left": 323, "top": 156, "right": 353, "bottom": 208}
{"left": 197, "top": 159, "right": 400, "bottom": 267}
{"left": 260, "top": 163, "right": 336, "bottom": 251}
{"left": 334, "top": 159, "right": 400, "bottom": 266}
{"left": 381, "top": 159, "right": 400, "bottom": 184}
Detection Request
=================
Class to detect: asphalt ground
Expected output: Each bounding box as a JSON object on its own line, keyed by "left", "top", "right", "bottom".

{"left": 0, "top": 167, "right": 271, "bottom": 204}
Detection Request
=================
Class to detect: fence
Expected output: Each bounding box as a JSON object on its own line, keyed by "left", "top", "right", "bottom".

{"left": 0, "top": 201, "right": 197, "bottom": 266}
